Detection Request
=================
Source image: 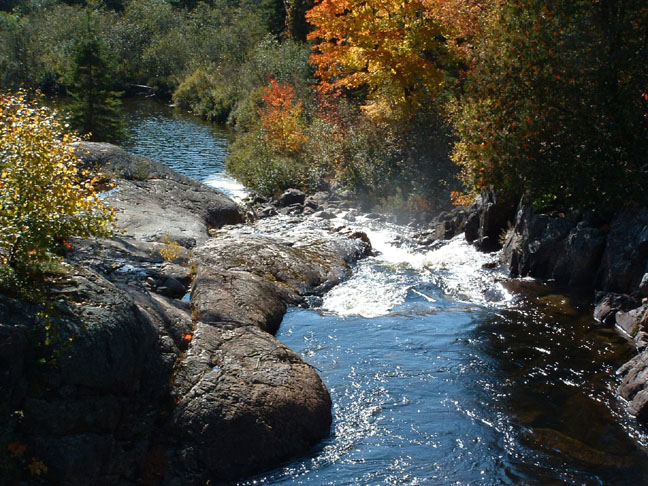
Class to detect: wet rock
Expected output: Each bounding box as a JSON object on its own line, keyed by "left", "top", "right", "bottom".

{"left": 156, "top": 277, "right": 186, "bottom": 299}
{"left": 258, "top": 205, "right": 278, "bottom": 219}
{"left": 618, "top": 350, "right": 648, "bottom": 420}
{"left": 462, "top": 192, "right": 515, "bottom": 252}
{"left": 503, "top": 202, "right": 605, "bottom": 288}
{"left": 192, "top": 232, "right": 369, "bottom": 297}
{"left": 304, "top": 196, "right": 319, "bottom": 210}
{"left": 640, "top": 273, "right": 648, "bottom": 297}
{"left": 313, "top": 210, "right": 336, "bottom": 220}
{"left": 597, "top": 207, "right": 648, "bottom": 293}
{"left": 168, "top": 324, "right": 332, "bottom": 483}
{"left": 252, "top": 194, "right": 269, "bottom": 205}
{"left": 593, "top": 292, "right": 639, "bottom": 327}
{"left": 277, "top": 188, "right": 306, "bottom": 207}
{"left": 615, "top": 304, "right": 648, "bottom": 339}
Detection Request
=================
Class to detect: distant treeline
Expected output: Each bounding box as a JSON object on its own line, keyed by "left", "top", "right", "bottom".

{"left": 2, "top": 0, "right": 646, "bottom": 212}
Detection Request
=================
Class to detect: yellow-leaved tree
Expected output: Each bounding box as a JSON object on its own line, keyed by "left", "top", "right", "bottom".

{"left": 0, "top": 93, "right": 114, "bottom": 288}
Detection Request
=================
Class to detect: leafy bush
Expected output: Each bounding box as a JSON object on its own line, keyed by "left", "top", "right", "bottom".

{"left": 0, "top": 93, "right": 114, "bottom": 291}
{"left": 173, "top": 67, "right": 236, "bottom": 122}
{"left": 451, "top": 0, "right": 648, "bottom": 209}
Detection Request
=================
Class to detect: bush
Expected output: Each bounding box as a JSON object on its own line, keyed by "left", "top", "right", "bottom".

{"left": 173, "top": 67, "right": 236, "bottom": 122}
{"left": 0, "top": 93, "right": 114, "bottom": 291}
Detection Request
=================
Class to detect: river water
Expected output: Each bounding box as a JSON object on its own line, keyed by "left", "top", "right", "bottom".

{"left": 122, "top": 99, "right": 648, "bottom": 485}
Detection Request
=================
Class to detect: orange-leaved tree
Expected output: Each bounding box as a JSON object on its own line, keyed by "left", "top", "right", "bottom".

{"left": 306, "top": 0, "right": 449, "bottom": 119}
{"left": 258, "top": 78, "right": 308, "bottom": 155}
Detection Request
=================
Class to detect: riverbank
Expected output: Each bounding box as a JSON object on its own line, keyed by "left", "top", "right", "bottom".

{"left": 416, "top": 193, "right": 648, "bottom": 423}
{"left": 0, "top": 143, "right": 371, "bottom": 484}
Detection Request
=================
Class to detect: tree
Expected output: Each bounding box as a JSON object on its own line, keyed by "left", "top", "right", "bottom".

{"left": 66, "top": 12, "right": 125, "bottom": 143}
{"left": 306, "top": 0, "right": 451, "bottom": 120}
{"left": 451, "top": 0, "right": 648, "bottom": 208}
{"left": 0, "top": 93, "right": 114, "bottom": 285}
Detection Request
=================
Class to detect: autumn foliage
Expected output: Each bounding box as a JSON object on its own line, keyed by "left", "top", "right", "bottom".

{"left": 306, "top": 0, "right": 448, "bottom": 118}
{"left": 450, "top": 0, "right": 648, "bottom": 208}
{"left": 259, "top": 78, "right": 307, "bottom": 154}
{"left": 0, "top": 93, "right": 114, "bottom": 282}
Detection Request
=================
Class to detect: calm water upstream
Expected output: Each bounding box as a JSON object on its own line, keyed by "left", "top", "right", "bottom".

{"left": 123, "top": 99, "right": 648, "bottom": 485}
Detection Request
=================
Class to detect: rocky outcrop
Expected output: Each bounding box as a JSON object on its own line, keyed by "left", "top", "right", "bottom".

{"left": 1, "top": 149, "right": 372, "bottom": 485}
{"left": 0, "top": 266, "right": 171, "bottom": 485}
{"left": 76, "top": 142, "right": 242, "bottom": 246}
{"left": 464, "top": 192, "right": 516, "bottom": 252}
{"left": 503, "top": 204, "right": 607, "bottom": 288}
{"left": 167, "top": 324, "right": 331, "bottom": 484}
{"left": 500, "top": 199, "right": 648, "bottom": 421}
{"left": 413, "top": 192, "right": 514, "bottom": 251}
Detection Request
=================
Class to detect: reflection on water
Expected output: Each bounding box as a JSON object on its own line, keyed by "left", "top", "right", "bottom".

{"left": 121, "top": 99, "right": 648, "bottom": 485}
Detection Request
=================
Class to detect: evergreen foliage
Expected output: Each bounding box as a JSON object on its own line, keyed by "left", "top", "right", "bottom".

{"left": 66, "top": 13, "right": 125, "bottom": 143}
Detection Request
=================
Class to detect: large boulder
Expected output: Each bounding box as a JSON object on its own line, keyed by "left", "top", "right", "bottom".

{"left": 596, "top": 207, "right": 648, "bottom": 293}
{"left": 191, "top": 268, "right": 288, "bottom": 334}
{"left": 167, "top": 324, "right": 331, "bottom": 483}
{"left": 0, "top": 267, "right": 170, "bottom": 485}
{"left": 192, "top": 232, "right": 371, "bottom": 298}
{"left": 618, "top": 349, "right": 648, "bottom": 420}
{"left": 465, "top": 192, "right": 515, "bottom": 252}
{"left": 503, "top": 202, "right": 606, "bottom": 289}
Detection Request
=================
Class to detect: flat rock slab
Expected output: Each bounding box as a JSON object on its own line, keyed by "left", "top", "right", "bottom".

{"left": 168, "top": 324, "right": 331, "bottom": 483}
{"left": 193, "top": 232, "right": 370, "bottom": 298}
{"left": 76, "top": 142, "right": 242, "bottom": 246}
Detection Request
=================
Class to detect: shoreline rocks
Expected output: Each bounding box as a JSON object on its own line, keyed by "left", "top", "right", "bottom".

{"left": 1, "top": 149, "right": 371, "bottom": 484}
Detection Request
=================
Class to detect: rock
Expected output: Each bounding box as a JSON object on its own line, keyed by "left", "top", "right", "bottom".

{"left": 191, "top": 233, "right": 369, "bottom": 297}
{"left": 618, "top": 350, "right": 648, "bottom": 421}
{"left": 76, "top": 142, "right": 242, "bottom": 245}
{"left": 1, "top": 266, "right": 170, "bottom": 484}
{"left": 304, "top": 196, "right": 319, "bottom": 210}
{"left": 313, "top": 210, "right": 336, "bottom": 220}
{"left": 640, "top": 273, "right": 648, "bottom": 297}
{"left": 615, "top": 303, "right": 648, "bottom": 339}
{"left": 168, "top": 324, "right": 332, "bottom": 483}
{"left": 277, "top": 188, "right": 306, "bottom": 207}
{"left": 467, "top": 192, "right": 516, "bottom": 252}
{"left": 156, "top": 277, "right": 186, "bottom": 299}
{"left": 503, "top": 202, "right": 605, "bottom": 288}
{"left": 593, "top": 292, "right": 639, "bottom": 327}
{"left": 191, "top": 268, "right": 288, "bottom": 334}
{"left": 258, "top": 205, "right": 278, "bottom": 218}
{"left": 597, "top": 207, "right": 648, "bottom": 293}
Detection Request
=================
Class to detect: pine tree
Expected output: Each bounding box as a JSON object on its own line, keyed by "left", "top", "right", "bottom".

{"left": 66, "top": 14, "right": 125, "bottom": 143}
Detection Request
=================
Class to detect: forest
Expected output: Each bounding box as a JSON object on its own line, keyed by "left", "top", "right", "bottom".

{"left": 1, "top": 0, "right": 647, "bottom": 212}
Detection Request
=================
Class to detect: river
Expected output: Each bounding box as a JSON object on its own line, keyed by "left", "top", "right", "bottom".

{"left": 122, "top": 99, "right": 648, "bottom": 485}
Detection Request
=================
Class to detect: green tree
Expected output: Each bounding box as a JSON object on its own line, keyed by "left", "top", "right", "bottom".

{"left": 66, "top": 13, "right": 125, "bottom": 142}
{"left": 451, "top": 0, "right": 648, "bottom": 209}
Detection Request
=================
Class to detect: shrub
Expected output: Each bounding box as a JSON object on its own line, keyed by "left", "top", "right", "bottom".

{"left": 0, "top": 93, "right": 114, "bottom": 291}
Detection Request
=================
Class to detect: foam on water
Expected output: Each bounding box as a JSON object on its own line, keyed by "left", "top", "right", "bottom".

{"left": 322, "top": 217, "right": 512, "bottom": 318}
{"left": 202, "top": 172, "right": 249, "bottom": 202}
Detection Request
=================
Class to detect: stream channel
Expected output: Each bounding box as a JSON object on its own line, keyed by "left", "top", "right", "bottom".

{"left": 122, "top": 99, "right": 648, "bottom": 485}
